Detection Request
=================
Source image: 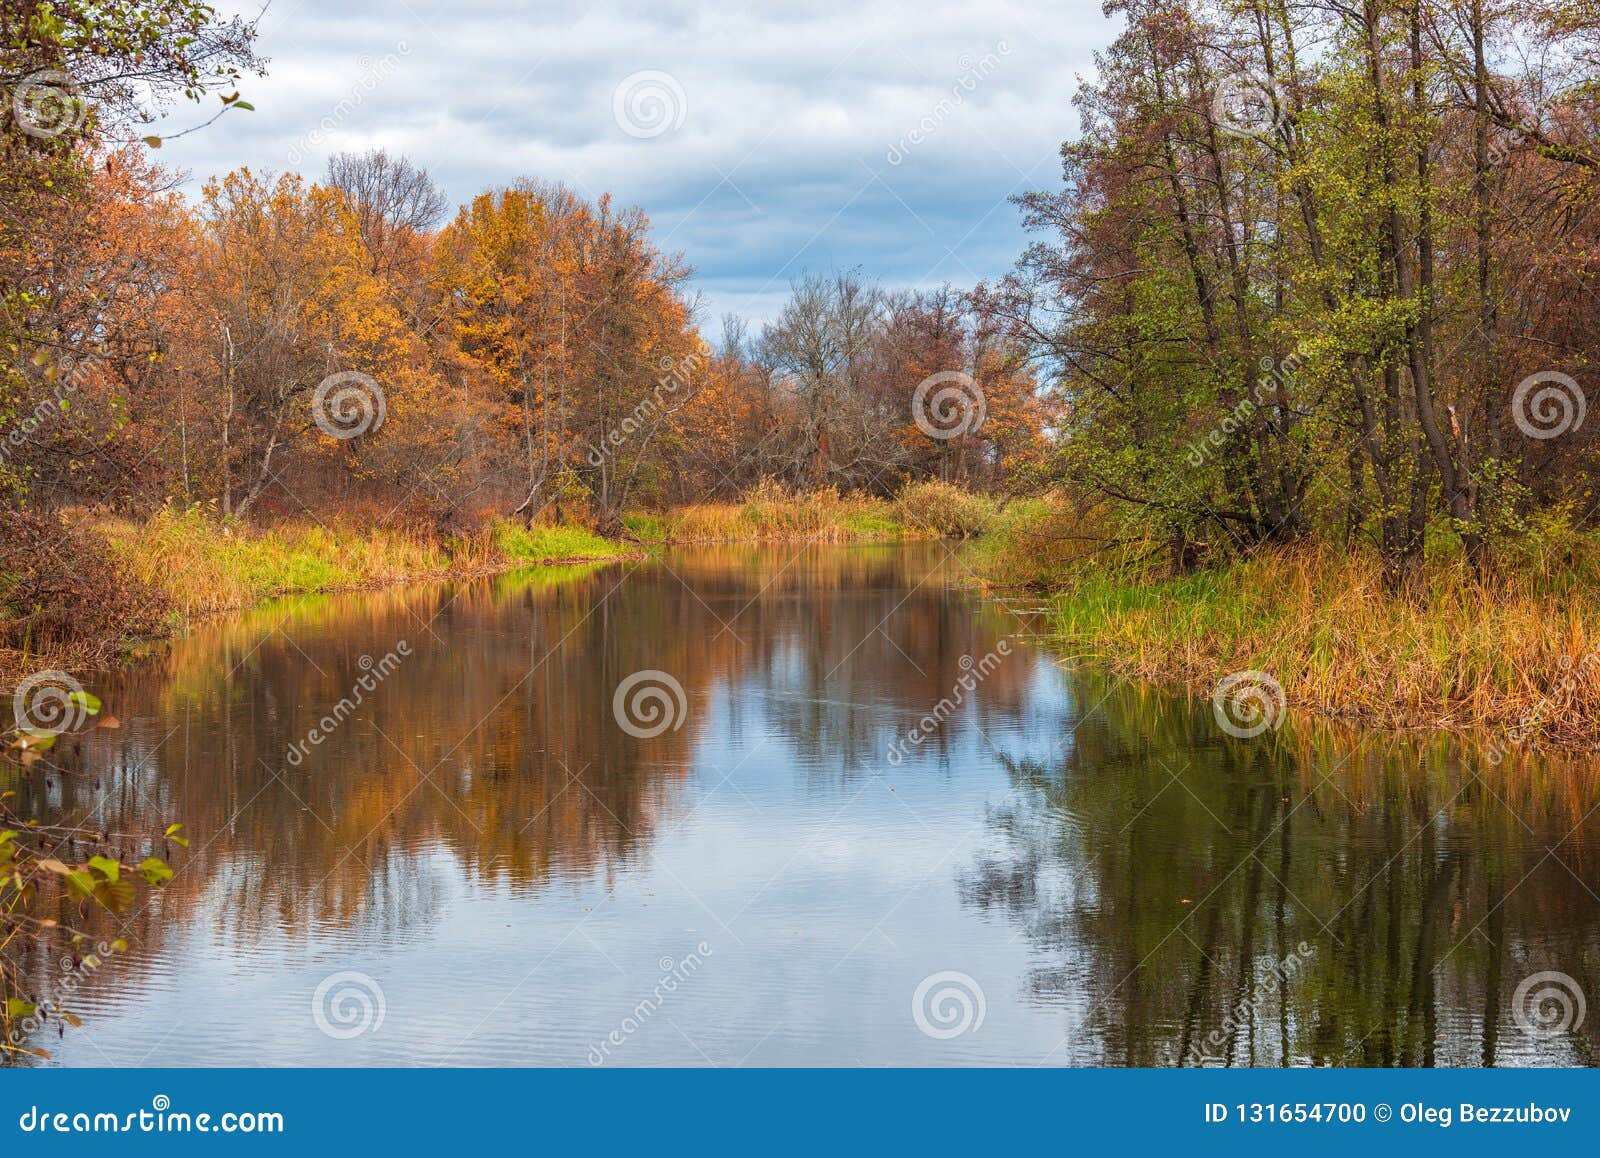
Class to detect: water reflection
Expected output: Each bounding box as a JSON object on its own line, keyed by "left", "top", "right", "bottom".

{"left": 976, "top": 678, "right": 1600, "bottom": 1066}
{"left": 6, "top": 543, "right": 1599, "bottom": 1065}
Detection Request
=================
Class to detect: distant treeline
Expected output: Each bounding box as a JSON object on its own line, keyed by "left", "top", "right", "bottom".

{"left": 1, "top": 5, "right": 1046, "bottom": 541}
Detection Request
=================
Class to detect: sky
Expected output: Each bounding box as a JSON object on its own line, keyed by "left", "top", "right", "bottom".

{"left": 149, "top": 0, "right": 1111, "bottom": 328}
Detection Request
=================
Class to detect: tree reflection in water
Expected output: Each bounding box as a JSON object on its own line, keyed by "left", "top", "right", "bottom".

{"left": 7, "top": 543, "right": 1598, "bottom": 1065}
{"left": 972, "top": 675, "right": 1600, "bottom": 1066}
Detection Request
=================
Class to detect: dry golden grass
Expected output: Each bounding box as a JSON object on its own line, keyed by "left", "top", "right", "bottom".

{"left": 96, "top": 506, "right": 617, "bottom": 620}
{"left": 11, "top": 482, "right": 1000, "bottom": 674}
{"left": 640, "top": 479, "right": 995, "bottom": 544}
{"left": 1043, "top": 541, "right": 1600, "bottom": 749}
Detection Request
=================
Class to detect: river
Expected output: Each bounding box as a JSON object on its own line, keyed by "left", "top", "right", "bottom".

{"left": 11, "top": 542, "right": 1599, "bottom": 1065}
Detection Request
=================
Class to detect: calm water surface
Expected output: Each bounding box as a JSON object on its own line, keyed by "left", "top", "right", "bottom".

{"left": 11, "top": 542, "right": 1600, "bottom": 1065}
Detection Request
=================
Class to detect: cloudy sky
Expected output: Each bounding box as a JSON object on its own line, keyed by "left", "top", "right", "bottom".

{"left": 150, "top": 0, "right": 1111, "bottom": 327}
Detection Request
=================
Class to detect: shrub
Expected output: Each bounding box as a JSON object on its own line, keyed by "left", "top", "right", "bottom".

{"left": 894, "top": 480, "right": 996, "bottom": 538}
{"left": 0, "top": 509, "right": 170, "bottom": 664}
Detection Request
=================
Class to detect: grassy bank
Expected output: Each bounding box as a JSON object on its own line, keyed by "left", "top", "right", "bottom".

{"left": 626, "top": 479, "right": 997, "bottom": 544}
{"left": 3, "top": 481, "right": 999, "bottom": 680}
{"left": 984, "top": 503, "right": 1600, "bottom": 751}
{"left": 96, "top": 506, "right": 636, "bottom": 620}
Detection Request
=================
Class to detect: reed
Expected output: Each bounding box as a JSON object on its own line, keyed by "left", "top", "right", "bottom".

{"left": 1034, "top": 540, "right": 1600, "bottom": 750}
{"left": 6, "top": 481, "right": 1003, "bottom": 676}
{"left": 643, "top": 479, "right": 995, "bottom": 544}
{"left": 97, "top": 506, "right": 627, "bottom": 620}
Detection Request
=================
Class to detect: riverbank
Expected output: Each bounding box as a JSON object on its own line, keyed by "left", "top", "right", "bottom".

{"left": 625, "top": 480, "right": 996, "bottom": 544}
{"left": 981, "top": 505, "right": 1600, "bottom": 752}
{"left": 101, "top": 507, "right": 637, "bottom": 620}
{"left": 1, "top": 481, "right": 998, "bottom": 683}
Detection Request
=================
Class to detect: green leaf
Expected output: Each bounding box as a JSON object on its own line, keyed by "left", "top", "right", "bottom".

{"left": 65, "top": 870, "right": 94, "bottom": 900}
{"left": 232, "top": 100, "right": 255, "bottom": 112}
{"left": 110, "top": 939, "right": 128, "bottom": 952}
{"left": 10, "top": 730, "right": 56, "bottom": 752}
{"left": 87, "top": 855, "right": 119, "bottom": 882}
{"left": 138, "top": 857, "right": 174, "bottom": 886}
{"left": 142, "top": 135, "right": 162, "bottom": 148}
{"left": 5, "top": 998, "right": 36, "bottom": 1018}
{"left": 67, "top": 691, "right": 101, "bottom": 715}
{"left": 92, "top": 876, "right": 136, "bottom": 911}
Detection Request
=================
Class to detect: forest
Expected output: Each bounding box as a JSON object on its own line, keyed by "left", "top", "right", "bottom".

{"left": 3, "top": 0, "right": 1600, "bottom": 726}
{"left": 3, "top": 0, "right": 1600, "bottom": 1075}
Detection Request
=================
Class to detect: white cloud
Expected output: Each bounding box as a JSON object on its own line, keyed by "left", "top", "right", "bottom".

{"left": 149, "top": 0, "right": 1109, "bottom": 323}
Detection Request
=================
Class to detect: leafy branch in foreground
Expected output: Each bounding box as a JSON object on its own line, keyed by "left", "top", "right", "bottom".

{"left": 0, "top": 696, "right": 185, "bottom": 1059}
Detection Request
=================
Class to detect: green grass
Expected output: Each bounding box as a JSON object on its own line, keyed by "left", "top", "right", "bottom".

{"left": 83, "top": 480, "right": 999, "bottom": 634}
{"left": 97, "top": 507, "right": 630, "bottom": 619}
{"left": 990, "top": 519, "right": 1600, "bottom": 748}
{"left": 492, "top": 521, "right": 629, "bottom": 563}
{"left": 622, "top": 512, "right": 669, "bottom": 541}
{"left": 837, "top": 510, "right": 906, "bottom": 538}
